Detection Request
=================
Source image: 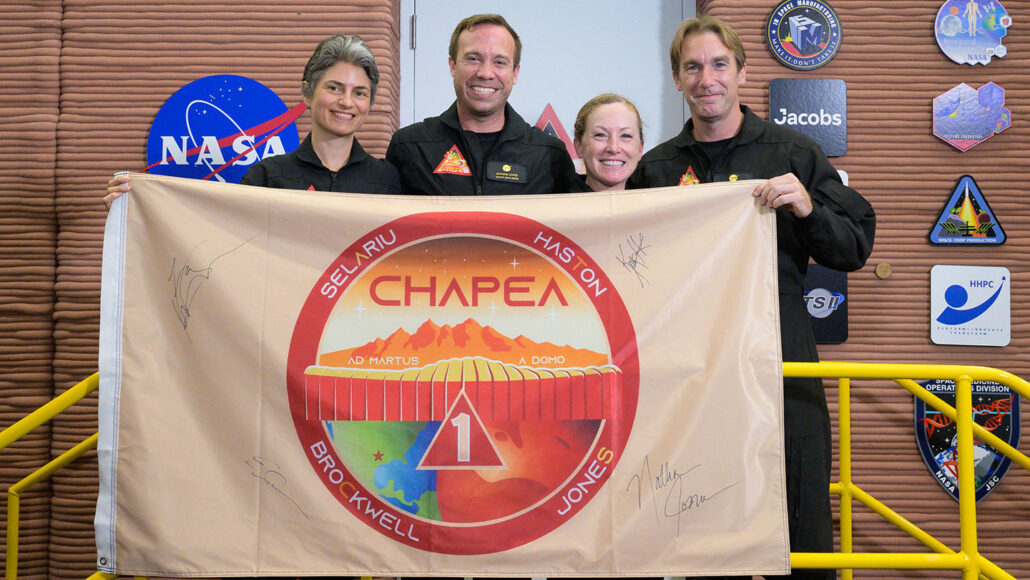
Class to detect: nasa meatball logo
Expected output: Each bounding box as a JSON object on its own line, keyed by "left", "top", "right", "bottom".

{"left": 146, "top": 75, "right": 302, "bottom": 183}
{"left": 286, "top": 212, "right": 639, "bottom": 553}
{"left": 766, "top": 0, "right": 843, "bottom": 70}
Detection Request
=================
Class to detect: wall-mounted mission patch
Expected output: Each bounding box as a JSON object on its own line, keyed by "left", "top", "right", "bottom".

{"left": 933, "top": 82, "right": 1010, "bottom": 151}
{"left": 915, "top": 379, "right": 1019, "bottom": 502}
{"left": 935, "top": 0, "right": 1012, "bottom": 65}
{"left": 929, "top": 175, "right": 1005, "bottom": 245}
{"left": 766, "top": 0, "right": 843, "bottom": 70}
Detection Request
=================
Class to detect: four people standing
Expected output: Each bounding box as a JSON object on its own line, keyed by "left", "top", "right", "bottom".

{"left": 104, "top": 11, "right": 876, "bottom": 577}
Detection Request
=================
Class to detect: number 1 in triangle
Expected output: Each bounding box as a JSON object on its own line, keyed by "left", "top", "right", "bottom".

{"left": 418, "top": 391, "right": 505, "bottom": 470}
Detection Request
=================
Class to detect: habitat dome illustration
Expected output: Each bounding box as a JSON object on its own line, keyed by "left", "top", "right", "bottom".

{"left": 304, "top": 318, "right": 621, "bottom": 422}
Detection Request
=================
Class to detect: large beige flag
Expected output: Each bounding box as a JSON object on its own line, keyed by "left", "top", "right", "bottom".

{"left": 97, "top": 173, "right": 787, "bottom": 577}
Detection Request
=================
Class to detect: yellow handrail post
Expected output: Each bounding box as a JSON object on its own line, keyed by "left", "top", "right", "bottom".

{"left": 837, "top": 377, "right": 854, "bottom": 580}
{"left": 4, "top": 482, "right": 20, "bottom": 580}
{"left": 955, "top": 375, "right": 979, "bottom": 579}
{"left": 6, "top": 433, "right": 99, "bottom": 580}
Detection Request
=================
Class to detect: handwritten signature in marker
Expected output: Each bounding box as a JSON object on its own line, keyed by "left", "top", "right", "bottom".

{"left": 626, "top": 455, "right": 737, "bottom": 536}
{"left": 245, "top": 457, "right": 309, "bottom": 520}
{"left": 169, "top": 236, "right": 254, "bottom": 334}
{"left": 616, "top": 233, "right": 650, "bottom": 287}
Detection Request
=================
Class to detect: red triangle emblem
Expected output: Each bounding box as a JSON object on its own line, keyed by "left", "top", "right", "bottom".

{"left": 418, "top": 391, "right": 504, "bottom": 469}
{"left": 433, "top": 144, "right": 472, "bottom": 176}
{"left": 678, "top": 166, "right": 699, "bottom": 186}
{"left": 534, "top": 103, "right": 578, "bottom": 160}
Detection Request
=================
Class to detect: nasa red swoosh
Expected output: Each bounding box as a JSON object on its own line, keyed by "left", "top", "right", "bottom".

{"left": 141, "top": 102, "right": 308, "bottom": 173}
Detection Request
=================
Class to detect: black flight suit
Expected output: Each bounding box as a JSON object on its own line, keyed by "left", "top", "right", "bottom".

{"left": 386, "top": 102, "right": 579, "bottom": 196}
{"left": 628, "top": 104, "right": 876, "bottom": 580}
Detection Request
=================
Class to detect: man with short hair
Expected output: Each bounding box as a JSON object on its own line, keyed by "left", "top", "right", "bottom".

{"left": 629, "top": 15, "right": 875, "bottom": 580}
{"left": 386, "top": 13, "right": 578, "bottom": 196}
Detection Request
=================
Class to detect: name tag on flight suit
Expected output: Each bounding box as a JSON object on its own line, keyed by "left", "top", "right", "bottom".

{"left": 487, "top": 161, "right": 527, "bottom": 183}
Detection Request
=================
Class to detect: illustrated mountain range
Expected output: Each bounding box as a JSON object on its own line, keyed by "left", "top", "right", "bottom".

{"left": 319, "top": 318, "right": 608, "bottom": 368}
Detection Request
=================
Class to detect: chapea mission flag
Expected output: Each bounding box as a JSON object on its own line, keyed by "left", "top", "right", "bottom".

{"left": 97, "top": 174, "right": 788, "bottom": 577}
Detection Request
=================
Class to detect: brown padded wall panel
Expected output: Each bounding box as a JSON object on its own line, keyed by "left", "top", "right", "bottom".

{"left": 0, "top": 1, "right": 61, "bottom": 577}
{"left": 48, "top": 1, "right": 400, "bottom": 578}
{"left": 700, "top": 0, "right": 1030, "bottom": 577}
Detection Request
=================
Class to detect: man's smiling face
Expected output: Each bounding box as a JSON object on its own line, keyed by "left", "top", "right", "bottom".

{"left": 449, "top": 23, "right": 520, "bottom": 129}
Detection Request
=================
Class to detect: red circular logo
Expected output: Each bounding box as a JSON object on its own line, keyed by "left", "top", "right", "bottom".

{"left": 287, "top": 212, "right": 638, "bottom": 554}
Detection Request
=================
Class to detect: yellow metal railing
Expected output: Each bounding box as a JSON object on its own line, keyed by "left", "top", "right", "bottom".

{"left": 1, "top": 373, "right": 100, "bottom": 580}
{"left": 2, "top": 365, "right": 1028, "bottom": 579}
{"left": 786, "top": 362, "right": 1030, "bottom": 580}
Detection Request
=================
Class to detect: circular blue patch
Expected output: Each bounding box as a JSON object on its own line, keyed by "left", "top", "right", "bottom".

{"left": 146, "top": 75, "right": 300, "bottom": 183}
{"left": 766, "top": 0, "right": 843, "bottom": 71}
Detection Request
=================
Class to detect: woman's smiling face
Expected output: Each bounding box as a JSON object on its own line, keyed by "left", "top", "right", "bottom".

{"left": 575, "top": 102, "right": 644, "bottom": 191}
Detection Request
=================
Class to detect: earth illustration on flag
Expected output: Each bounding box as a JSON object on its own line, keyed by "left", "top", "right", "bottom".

{"left": 328, "top": 410, "right": 602, "bottom": 522}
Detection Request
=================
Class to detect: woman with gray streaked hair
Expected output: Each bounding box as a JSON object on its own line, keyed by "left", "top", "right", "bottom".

{"left": 237, "top": 33, "right": 401, "bottom": 193}
{"left": 105, "top": 33, "right": 400, "bottom": 204}
{"left": 303, "top": 33, "right": 380, "bottom": 105}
